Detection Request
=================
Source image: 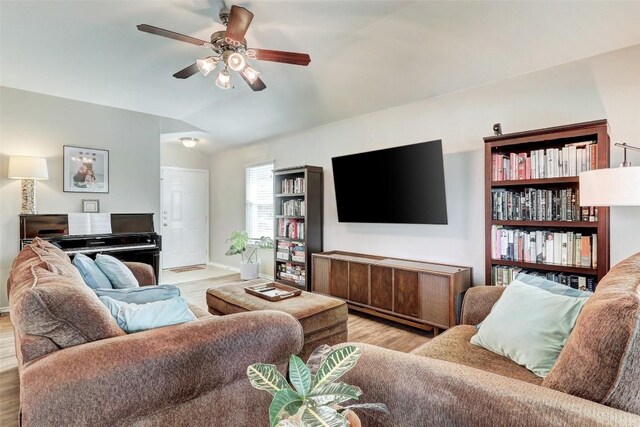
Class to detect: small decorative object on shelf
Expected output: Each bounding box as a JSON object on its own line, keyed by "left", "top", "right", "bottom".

{"left": 82, "top": 199, "right": 100, "bottom": 213}
{"left": 247, "top": 345, "right": 389, "bottom": 427}
{"left": 273, "top": 166, "right": 323, "bottom": 290}
{"left": 493, "top": 122, "right": 503, "bottom": 136}
{"left": 484, "top": 120, "right": 610, "bottom": 289}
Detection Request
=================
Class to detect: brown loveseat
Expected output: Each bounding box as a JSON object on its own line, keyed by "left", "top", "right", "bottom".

{"left": 8, "top": 240, "right": 303, "bottom": 426}
{"left": 342, "top": 252, "right": 640, "bottom": 426}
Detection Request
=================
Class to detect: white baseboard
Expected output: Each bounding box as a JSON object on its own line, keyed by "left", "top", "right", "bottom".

{"left": 0, "top": 307, "right": 10, "bottom": 314}
{"left": 207, "top": 262, "right": 274, "bottom": 280}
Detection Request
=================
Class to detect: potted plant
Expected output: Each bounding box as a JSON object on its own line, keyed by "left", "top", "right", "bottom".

{"left": 247, "top": 345, "right": 388, "bottom": 426}
{"left": 226, "top": 230, "right": 274, "bottom": 280}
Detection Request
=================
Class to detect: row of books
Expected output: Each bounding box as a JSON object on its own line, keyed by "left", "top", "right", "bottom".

{"left": 276, "top": 241, "right": 306, "bottom": 263}
{"left": 491, "top": 188, "right": 598, "bottom": 222}
{"left": 491, "top": 142, "right": 597, "bottom": 181}
{"left": 280, "top": 177, "right": 305, "bottom": 194}
{"left": 491, "top": 266, "right": 596, "bottom": 292}
{"left": 277, "top": 263, "right": 305, "bottom": 286}
{"left": 281, "top": 199, "right": 306, "bottom": 216}
{"left": 277, "top": 218, "right": 305, "bottom": 239}
{"left": 491, "top": 226, "right": 597, "bottom": 268}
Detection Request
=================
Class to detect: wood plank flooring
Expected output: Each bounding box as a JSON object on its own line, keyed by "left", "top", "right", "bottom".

{"left": 0, "top": 276, "right": 431, "bottom": 426}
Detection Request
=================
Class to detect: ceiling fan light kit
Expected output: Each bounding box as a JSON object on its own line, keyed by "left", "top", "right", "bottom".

{"left": 137, "top": 5, "right": 311, "bottom": 92}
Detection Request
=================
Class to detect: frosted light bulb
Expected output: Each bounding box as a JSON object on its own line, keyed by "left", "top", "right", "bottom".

{"left": 196, "top": 57, "right": 216, "bottom": 76}
{"left": 241, "top": 66, "right": 261, "bottom": 84}
{"left": 215, "top": 69, "right": 231, "bottom": 89}
{"left": 227, "top": 52, "right": 246, "bottom": 71}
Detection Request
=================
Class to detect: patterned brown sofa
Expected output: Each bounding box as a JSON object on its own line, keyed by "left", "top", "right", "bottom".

{"left": 342, "top": 252, "right": 640, "bottom": 426}
{"left": 8, "top": 239, "right": 303, "bottom": 426}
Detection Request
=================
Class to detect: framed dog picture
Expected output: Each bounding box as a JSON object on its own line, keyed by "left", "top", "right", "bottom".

{"left": 63, "top": 146, "right": 109, "bottom": 193}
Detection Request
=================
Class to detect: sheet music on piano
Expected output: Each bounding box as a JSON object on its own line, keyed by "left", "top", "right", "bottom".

{"left": 68, "top": 213, "right": 112, "bottom": 236}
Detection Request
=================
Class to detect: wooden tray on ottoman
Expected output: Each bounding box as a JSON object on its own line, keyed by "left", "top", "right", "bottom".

{"left": 244, "top": 282, "right": 302, "bottom": 301}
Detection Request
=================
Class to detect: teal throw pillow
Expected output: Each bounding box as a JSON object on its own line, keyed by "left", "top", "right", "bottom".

{"left": 470, "top": 275, "right": 590, "bottom": 378}
{"left": 99, "top": 296, "right": 196, "bottom": 333}
{"left": 94, "top": 285, "right": 180, "bottom": 304}
{"left": 95, "top": 254, "right": 139, "bottom": 289}
{"left": 72, "top": 253, "right": 113, "bottom": 290}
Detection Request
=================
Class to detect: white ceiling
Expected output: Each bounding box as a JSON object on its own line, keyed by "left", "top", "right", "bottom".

{"left": 2, "top": 1, "right": 640, "bottom": 152}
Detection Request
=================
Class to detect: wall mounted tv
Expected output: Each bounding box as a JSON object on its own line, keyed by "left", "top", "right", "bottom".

{"left": 332, "top": 140, "right": 448, "bottom": 224}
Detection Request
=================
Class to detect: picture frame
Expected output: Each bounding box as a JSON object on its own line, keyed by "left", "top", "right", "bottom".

{"left": 63, "top": 146, "right": 109, "bottom": 193}
{"left": 82, "top": 199, "right": 100, "bottom": 213}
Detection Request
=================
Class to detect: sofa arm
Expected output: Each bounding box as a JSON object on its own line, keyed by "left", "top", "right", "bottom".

{"left": 341, "top": 343, "right": 640, "bottom": 427}
{"left": 460, "top": 285, "right": 505, "bottom": 325}
{"left": 20, "top": 311, "right": 303, "bottom": 426}
{"left": 123, "top": 261, "right": 156, "bottom": 286}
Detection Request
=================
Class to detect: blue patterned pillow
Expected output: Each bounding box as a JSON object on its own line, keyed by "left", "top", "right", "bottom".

{"left": 72, "top": 253, "right": 112, "bottom": 289}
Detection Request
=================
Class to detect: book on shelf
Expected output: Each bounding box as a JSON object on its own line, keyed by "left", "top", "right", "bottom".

{"left": 491, "top": 225, "right": 597, "bottom": 268}
{"left": 491, "top": 265, "right": 596, "bottom": 292}
{"left": 491, "top": 187, "right": 597, "bottom": 222}
{"left": 277, "top": 262, "right": 306, "bottom": 286}
{"left": 281, "top": 177, "right": 305, "bottom": 194}
{"left": 281, "top": 199, "right": 306, "bottom": 216}
{"left": 276, "top": 241, "right": 305, "bottom": 262}
{"left": 278, "top": 218, "right": 305, "bottom": 239}
{"left": 491, "top": 142, "right": 597, "bottom": 181}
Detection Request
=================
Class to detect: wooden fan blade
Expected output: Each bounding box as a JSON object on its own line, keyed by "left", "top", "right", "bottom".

{"left": 225, "top": 6, "right": 253, "bottom": 43}
{"left": 240, "top": 73, "right": 266, "bottom": 92}
{"left": 137, "top": 24, "right": 207, "bottom": 47}
{"left": 251, "top": 49, "right": 311, "bottom": 66}
{"left": 173, "top": 62, "right": 200, "bottom": 79}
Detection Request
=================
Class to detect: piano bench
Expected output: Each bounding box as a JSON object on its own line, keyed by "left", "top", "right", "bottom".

{"left": 123, "top": 262, "right": 156, "bottom": 286}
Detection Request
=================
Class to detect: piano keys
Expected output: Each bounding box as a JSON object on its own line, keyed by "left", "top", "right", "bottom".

{"left": 20, "top": 213, "right": 162, "bottom": 283}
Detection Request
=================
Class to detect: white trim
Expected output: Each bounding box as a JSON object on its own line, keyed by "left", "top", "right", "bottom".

{"left": 207, "top": 262, "right": 274, "bottom": 280}
{"left": 244, "top": 159, "right": 276, "bottom": 169}
{"left": 0, "top": 307, "right": 10, "bottom": 314}
{"left": 161, "top": 167, "right": 210, "bottom": 269}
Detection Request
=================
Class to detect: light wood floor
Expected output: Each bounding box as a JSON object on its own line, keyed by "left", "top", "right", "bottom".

{"left": 0, "top": 275, "right": 431, "bottom": 426}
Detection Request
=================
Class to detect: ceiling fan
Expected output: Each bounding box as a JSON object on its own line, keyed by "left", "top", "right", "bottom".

{"left": 137, "top": 5, "right": 311, "bottom": 92}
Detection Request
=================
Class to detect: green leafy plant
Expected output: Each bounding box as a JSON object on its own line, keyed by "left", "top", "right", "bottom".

{"left": 247, "top": 345, "right": 389, "bottom": 427}
{"left": 225, "top": 230, "right": 274, "bottom": 263}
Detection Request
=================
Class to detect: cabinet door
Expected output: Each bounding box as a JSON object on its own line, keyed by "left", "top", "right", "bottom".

{"left": 370, "top": 266, "right": 393, "bottom": 311}
{"left": 393, "top": 270, "right": 420, "bottom": 318}
{"left": 349, "top": 262, "right": 369, "bottom": 305}
{"left": 330, "top": 260, "right": 349, "bottom": 299}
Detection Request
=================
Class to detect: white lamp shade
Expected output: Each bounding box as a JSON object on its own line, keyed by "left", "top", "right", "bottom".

{"left": 8, "top": 156, "right": 49, "bottom": 180}
{"left": 579, "top": 167, "right": 640, "bottom": 206}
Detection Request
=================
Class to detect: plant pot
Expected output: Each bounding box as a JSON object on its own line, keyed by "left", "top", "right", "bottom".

{"left": 240, "top": 262, "right": 260, "bottom": 280}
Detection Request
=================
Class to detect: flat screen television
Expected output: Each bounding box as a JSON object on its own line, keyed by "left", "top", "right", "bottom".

{"left": 332, "top": 140, "right": 448, "bottom": 224}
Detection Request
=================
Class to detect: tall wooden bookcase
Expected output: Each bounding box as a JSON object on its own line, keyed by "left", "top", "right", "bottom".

{"left": 484, "top": 120, "right": 610, "bottom": 289}
{"left": 273, "top": 166, "right": 323, "bottom": 290}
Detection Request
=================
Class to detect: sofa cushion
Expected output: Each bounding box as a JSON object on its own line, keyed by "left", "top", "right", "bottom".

{"left": 412, "top": 325, "right": 543, "bottom": 385}
{"left": 9, "top": 245, "right": 84, "bottom": 292}
{"left": 95, "top": 254, "right": 139, "bottom": 288}
{"left": 73, "top": 253, "right": 113, "bottom": 289}
{"left": 11, "top": 266, "right": 125, "bottom": 348}
{"left": 543, "top": 252, "right": 640, "bottom": 415}
{"left": 31, "top": 237, "right": 70, "bottom": 262}
{"left": 470, "top": 276, "right": 589, "bottom": 378}
{"left": 94, "top": 284, "right": 180, "bottom": 304}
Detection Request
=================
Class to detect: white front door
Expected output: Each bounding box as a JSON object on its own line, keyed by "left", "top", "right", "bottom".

{"left": 161, "top": 167, "right": 208, "bottom": 269}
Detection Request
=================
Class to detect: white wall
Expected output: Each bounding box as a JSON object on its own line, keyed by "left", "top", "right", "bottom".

{"left": 209, "top": 44, "right": 640, "bottom": 282}
{"left": 160, "top": 143, "right": 211, "bottom": 170}
{"left": 0, "top": 87, "right": 164, "bottom": 308}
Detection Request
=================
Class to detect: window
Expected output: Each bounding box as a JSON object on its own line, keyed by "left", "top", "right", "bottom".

{"left": 246, "top": 162, "right": 274, "bottom": 239}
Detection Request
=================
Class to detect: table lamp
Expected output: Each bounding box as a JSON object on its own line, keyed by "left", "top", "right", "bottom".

{"left": 8, "top": 156, "right": 49, "bottom": 214}
{"left": 580, "top": 143, "right": 640, "bottom": 207}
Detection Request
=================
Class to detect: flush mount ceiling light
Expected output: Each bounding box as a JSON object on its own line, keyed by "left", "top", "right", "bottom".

{"left": 137, "top": 4, "right": 311, "bottom": 92}
{"left": 179, "top": 137, "right": 199, "bottom": 148}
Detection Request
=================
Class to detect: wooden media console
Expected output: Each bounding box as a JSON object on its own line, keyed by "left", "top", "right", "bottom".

{"left": 312, "top": 251, "right": 472, "bottom": 335}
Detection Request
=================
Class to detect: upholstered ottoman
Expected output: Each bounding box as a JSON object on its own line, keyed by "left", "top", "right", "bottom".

{"left": 207, "top": 279, "right": 348, "bottom": 359}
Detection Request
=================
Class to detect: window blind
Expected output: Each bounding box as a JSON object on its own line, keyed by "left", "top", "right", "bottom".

{"left": 246, "top": 162, "right": 274, "bottom": 239}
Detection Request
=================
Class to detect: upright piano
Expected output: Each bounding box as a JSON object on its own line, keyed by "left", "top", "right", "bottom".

{"left": 20, "top": 213, "right": 162, "bottom": 282}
